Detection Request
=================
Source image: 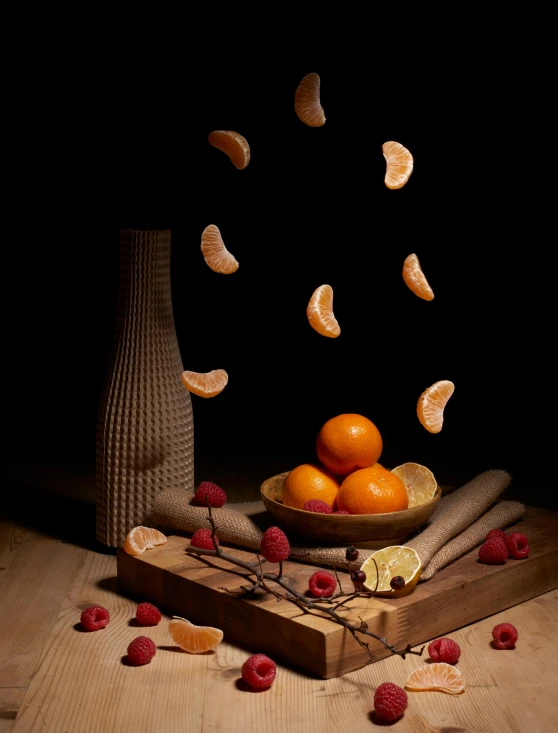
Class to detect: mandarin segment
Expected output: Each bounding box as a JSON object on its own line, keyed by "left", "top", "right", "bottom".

{"left": 360, "top": 545, "right": 422, "bottom": 597}
{"left": 390, "top": 462, "right": 438, "bottom": 508}
{"left": 168, "top": 616, "right": 224, "bottom": 654}
{"left": 307, "top": 284, "right": 340, "bottom": 338}
{"left": 201, "top": 225, "right": 239, "bottom": 274}
{"left": 405, "top": 662, "right": 466, "bottom": 695}
{"left": 181, "top": 369, "right": 229, "bottom": 398}
{"left": 208, "top": 130, "right": 251, "bottom": 170}
{"left": 417, "top": 380, "right": 455, "bottom": 433}
{"left": 294, "top": 72, "right": 326, "bottom": 127}
{"left": 382, "top": 141, "right": 414, "bottom": 189}
{"left": 123, "top": 526, "right": 167, "bottom": 556}
{"left": 402, "top": 253, "right": 434, "bottom": 301}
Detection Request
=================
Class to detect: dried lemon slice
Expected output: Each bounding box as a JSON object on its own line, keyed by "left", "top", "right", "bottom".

{"left": 391, "top": 463, "right": 437, "bottom": 508}
{"left": 360, "top": 545, "right": 422, "bottom": 597}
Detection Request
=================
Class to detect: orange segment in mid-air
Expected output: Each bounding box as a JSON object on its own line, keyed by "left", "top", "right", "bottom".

{"left": 201, "top": 225, "right": 239, "bottom": 274}
{"left": 403, "top": 253, "right": 434, "bottom": 301}
{"left": 181, "top": 369, "right": 229, "bottom": 398}
{"left": 417, "top": 380, "right": 455, "bottom": 433}
{"left": 123, "top": 526, "right": 167, "bottom": 556}
{"left": 307, "top": 284, "right": 340, "bottom": 338}
{"left": 405, "top": 662, "right": 466, "bottom": 695}
{"left": 169, "top": 616, "right": 224, "bottom": 654}
{"left": 208, "top": 130, "right": 251, "bottom": 169}
{"left": 382, "top": 141, "right": 414, "bottom": 189}
{"left": 294, "top": 72, "right": 326, "bottom": 127}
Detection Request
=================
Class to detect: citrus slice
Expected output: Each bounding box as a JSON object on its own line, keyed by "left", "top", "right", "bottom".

{"left": 307, "top": 284, "right": 340, "bottom": 338}
{"left": 169, "top": 616, "right": 224, "bottom": 653}
{"left": 181, "top": 369, "right": 228, "bottom": 398}
{"left": 123, "top": 526, "right": 167, "bottom": 556}
{"left": 405, "top": 662, "right": 465, "bottom": 695}
{"left": 390, "top": 463, "right": 438, "bottom": 508}
{"left": 208, "top": 130, "right": 250, "bottom": 170}
{"left": 360, "top": 545, "right": 422, "bottom": 597}
{"left": 417, "top": 380, "right": 455, "bottom": 434}
{"left": 201, "top": 224, "right": 239, "bottom": 274}
{"left": 402, "top": 253, "right": 434, "bottom": 301}
{"left": 294, "top": 72, "right": 326, "bottom": 127}
{"left": 382, "top": 141, "right": 414, "bottom": 190}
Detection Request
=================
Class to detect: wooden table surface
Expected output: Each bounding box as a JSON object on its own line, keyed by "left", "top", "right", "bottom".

{"left": 1, "top": 456, "right": 558, "bottom": 733}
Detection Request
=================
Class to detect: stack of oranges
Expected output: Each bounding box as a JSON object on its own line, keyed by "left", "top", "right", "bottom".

{"left": 282, "top": 413, "right": 410, "bottom": 515}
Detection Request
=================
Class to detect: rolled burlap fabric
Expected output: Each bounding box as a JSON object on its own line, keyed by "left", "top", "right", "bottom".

{"left": 150, "top": 469, "right": 525, "bottom": 579}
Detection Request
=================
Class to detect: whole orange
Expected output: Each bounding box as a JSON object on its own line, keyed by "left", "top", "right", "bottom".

{"left": 316, "top": 413, "right": 383, "bottom": 477}
{"left": 281, "top": 463, "right": 340, "bottom": 510}
{"left": 337, "top": 464, "right": 408, "bottom": 515}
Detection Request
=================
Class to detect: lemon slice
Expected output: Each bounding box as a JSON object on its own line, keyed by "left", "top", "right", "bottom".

{"left": 390, "top": 463, "right": 437, "bottom": 508}
{"left": 360, "top": 545, "right": 422, "bottom": 597}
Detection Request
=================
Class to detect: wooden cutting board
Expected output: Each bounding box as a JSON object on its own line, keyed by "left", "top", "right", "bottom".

{"left": 117, "top": 505, "right": 558, "bottom": 679}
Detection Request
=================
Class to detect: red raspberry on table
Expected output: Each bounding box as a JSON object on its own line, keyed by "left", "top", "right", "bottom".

{"left": 136, "top": 602, "right": 162, "bottom": 626}
{"left": 127, "top": 636, "right": 157, "bottom": 665}
{"left": 506, "top": 531, "right": 530, "bottom": 559}
{"left": 241, "top": 653, "right": 277, "bottom": 689}
{"left": 303, "top": 499, "right": 333, "bottom": 514}
{"left": 428, "top": 637, "right": 461, "bottom": 664}
{"left": 308, "top": 570, "right": 337, "bottom": 597}
{"left": 492, "top": 622, "right": 518, "bottom": 649}
{"left": 373, "top": 681, "right": 408, "bottom": 722}
{"left": 193, "top": 481, "right": 227, "bottom": 508}
{"left": 80, "top": 606, "right": 110, "bottom": 631}
{"left": 190, "top": 528, "right": 219, "bottom": 550}
{"left": 486, "top": 528, "right": 507, "bottom": 544}
{"left": 259, "top": 527, "right": 290, "bottom": 563}
{"left": 478, "top": 537, "right": 508, "bottom": 564}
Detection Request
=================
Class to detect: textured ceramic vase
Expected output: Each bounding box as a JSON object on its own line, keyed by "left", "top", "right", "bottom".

{"left": 96, "top": 228, "right": 194, "bottom": 547}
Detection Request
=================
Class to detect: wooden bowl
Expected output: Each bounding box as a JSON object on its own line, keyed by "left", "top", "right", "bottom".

{"left": 260, "top": 471, "right": 441, "bottom": 549}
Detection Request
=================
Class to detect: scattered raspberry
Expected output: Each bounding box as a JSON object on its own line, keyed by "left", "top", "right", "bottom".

{"left": 259, "top": 526, "right": 290, "bottom": 563}
{"left": 486, "top": 528, "right": 507, "bottom": 544}
{"left": 193, "top": 481, "right": 227, "bottom": 508}
{"left": 127, "top": 636, "right": 157, "bottom": 665}
{"left": 80, "top": 606, "right": 110, "bottom": 631}
{"left": 308, "top": 570, "right": 337, "bottom": 597}
{"left": 478, "top": 537, "right": 508, "bottom": 564}
{"left": 136, "top": 602, "right": 162, "bottom": 626}
{"left": 373, "top": 681, "right": 408, "bottom": 722}
{"left": 241, "top": 653, "right": 277, "bottom": 689}
{"left": 492, "top": 622, "right": 518, "bottom": 649}
{"left": 428, "top": 637, "right": 461, "bottom": 664}
{"left": 345, "top": 546, "right": 359, "bottom": 562}
{"left": 390, "top": 575, "right": 406, "bottom": 591}
{"left": 303, "top": 499, "right": 333, "bottom": 514}
{"left": 506, "top": 531, "right": 530, "bottom": 559}
{"left": 334, "top": 510, "right": 351, "bottom": 515}
{"left": 190, "top": 527, "right": 220, "bottom": 550}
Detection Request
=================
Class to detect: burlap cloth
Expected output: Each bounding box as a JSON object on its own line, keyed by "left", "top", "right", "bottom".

{"left": 150, "top": 469, "right": 526, "bottom": 581}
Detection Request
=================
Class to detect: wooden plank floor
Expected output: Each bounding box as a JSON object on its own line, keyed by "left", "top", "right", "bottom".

{"left": 1, "top": 509, "right": 558, "bottom": 732}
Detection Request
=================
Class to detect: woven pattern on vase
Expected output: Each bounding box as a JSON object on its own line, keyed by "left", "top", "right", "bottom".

{"left": 96, "top": 229, "right": 194, "bottom": 547}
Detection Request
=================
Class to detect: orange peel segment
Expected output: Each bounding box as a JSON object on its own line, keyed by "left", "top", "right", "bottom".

{"left": 417, "top": 380, "right": 455, "bottom": 434}
{"left": 208, "top": 130, "right": 250, "bottom": 170}
{"left": 181, "top": 369, "right": 229, "bottom": 398}
{"left": 382, "top": 141, "right": 414, "bottom": 189}
{"left": 403, "top": 253, "right": 434, "bottom": 301}
{"left": 405, "top": 662, "right": 466, "bottom": 695}
{"left": 169, "top": 616, "right": 224, "bottom": 654}
{"left": 201, "top": 225, "right": 239, "bottom": 274}
{"left": 307, "top": 284, "right": 340, "bottom": 338}
{"left": 294, "top": 72, "right": 326, "bottom": 127}
{"left": 123, "top": 526, "right": 167, "bottom": 556}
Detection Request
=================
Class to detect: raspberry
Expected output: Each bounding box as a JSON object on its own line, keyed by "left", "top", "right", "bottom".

{"left": 127, "top": 636, "right": 157, "bottom": 665}
{"left": 190, "top": 527, "right": 219, "bottom": 550}
{"left": 345, "top": 546, "right": 359, "bottom": 562}
{"left": 486, "top": 528, "right": 507, "bottom": 544}
{"left": 390, "top": 575, "right": 406, "bottom": 591}
{"left": 373, "top": 681, "right": 408, "bottom": 722}
{"left": 303, "top": 499, "right": 333, "bottom": 514}
{"left": 80, "top": 606, "right": 110, "bottom": 631}
{"left": 428, "top": 637, "right": 461, "bottom": 664}
{"left": 136, "top": 602, "right": 162, "bottom": 626}
{"left": 492, "top": 622, "right": 518, "bottom": 649}
{"left": 308, "top": 570, "right": 337, "bottom": 597}
{"left": 241, "top": 653, "right": 277, "bottom": 689}
{"left": 478, "top": 537, "right": 508, "bottom": 564}
{"left": 193, "top": 481, "right": 227, "bottom": 508}
{"left": 506, "top": 531, "right": 530, "bottom": 559}
{"left": 334, "top": 510, "right": 351, "bottom": 515}
{"left": 259, "top": 526, "right": 290, "bottom": 563}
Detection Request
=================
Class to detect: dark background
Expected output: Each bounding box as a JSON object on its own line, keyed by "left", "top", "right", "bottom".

{"left": 2, "top": 43, "right": 555, "bottom": 512}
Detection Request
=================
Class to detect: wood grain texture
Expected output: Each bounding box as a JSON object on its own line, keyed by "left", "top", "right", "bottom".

{"left": 117, "top": 506, "right": 558, "bottom": 679}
